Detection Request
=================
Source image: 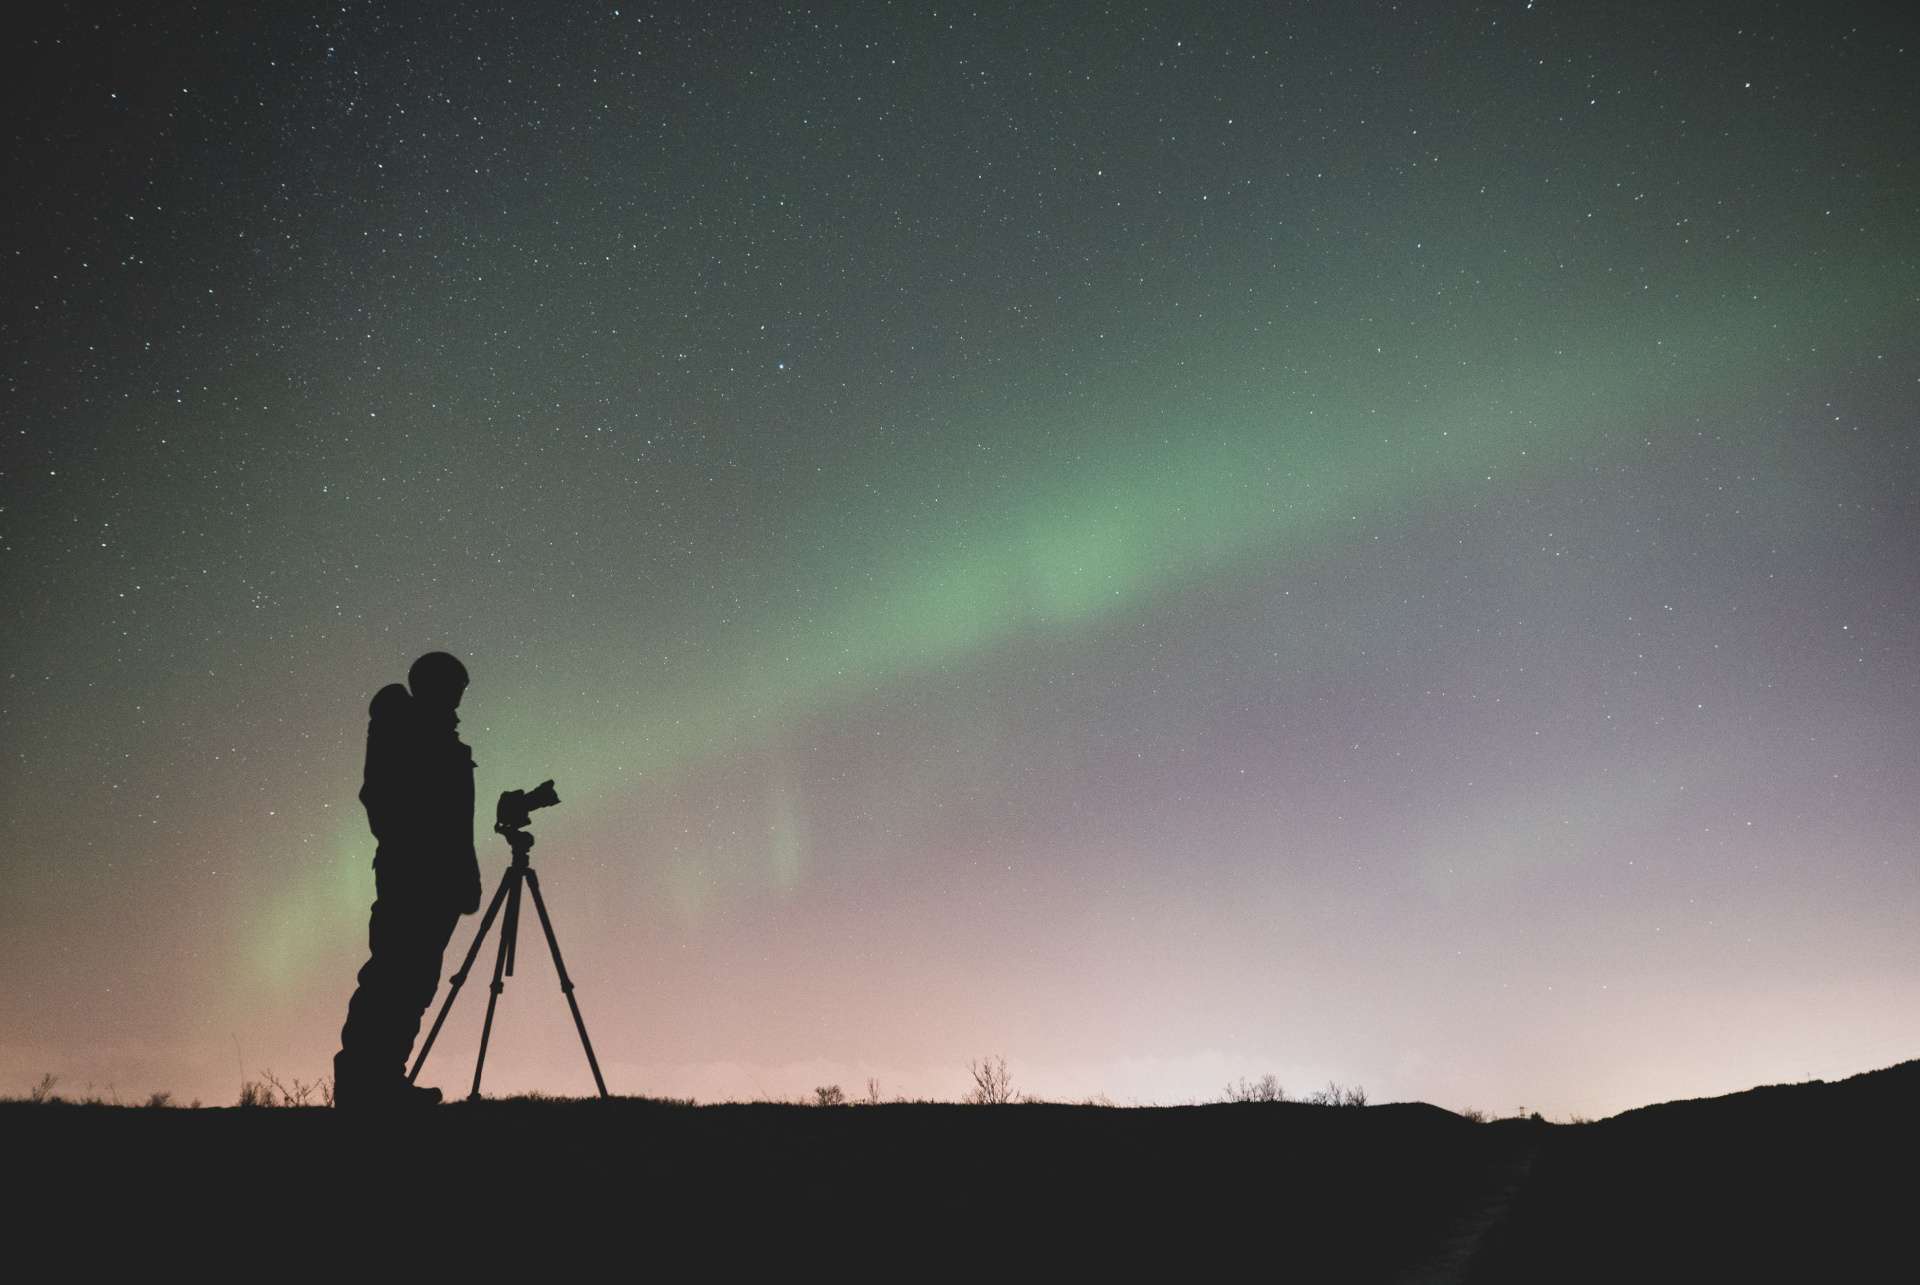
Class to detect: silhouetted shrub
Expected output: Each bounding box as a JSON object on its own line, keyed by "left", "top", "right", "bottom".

{"left": 1304, "top": 1080, "right": 1368, "bottom": 1107}
{"left": 814, "top": 1084, "right": 847, "bottom": 1107}
{"left": 1223, "top": 1074, "right": 1285, "bottom": 1103}
{"left": 249, "top": 1070, "right": 325, "bottom": 1107}
{"left": 967, "top": 1055, "right": 1016, "bottom": 1105}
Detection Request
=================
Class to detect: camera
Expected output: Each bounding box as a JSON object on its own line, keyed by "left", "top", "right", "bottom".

{"left": 496, "top": 779, "right": 560, "bottom": 833}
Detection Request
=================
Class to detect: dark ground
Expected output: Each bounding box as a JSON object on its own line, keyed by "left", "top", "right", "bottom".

{"left": 11, "top": 1061, "right": 1913, "bottom": 1277}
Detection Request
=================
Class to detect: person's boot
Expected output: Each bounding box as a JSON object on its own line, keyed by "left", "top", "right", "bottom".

{"left": 333, "top": 1051, "right": 440, "bottom": 1109}
{"left": 399, "top": 1081, "right": 444, "bottom": 1108}
{"left": 336, "top": 1077, "right": 441, "bottom": 1109}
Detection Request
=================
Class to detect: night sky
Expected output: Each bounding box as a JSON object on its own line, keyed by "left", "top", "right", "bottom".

{"left": 4, "top": 2, "right": 1915, "bottom": 1116}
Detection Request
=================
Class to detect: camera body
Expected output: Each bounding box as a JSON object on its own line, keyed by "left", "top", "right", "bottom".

{"left": 495, "top": 779, "right": 560, "bottom": 833}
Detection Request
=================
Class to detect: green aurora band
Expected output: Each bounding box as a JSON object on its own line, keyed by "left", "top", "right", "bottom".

{"left": 245, "top": 235, "right": 1911, "bottom": 1000}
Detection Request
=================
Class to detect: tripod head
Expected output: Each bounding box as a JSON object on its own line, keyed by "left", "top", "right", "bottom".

{"left": 494, "top": 779, "right": 559, "bottom": 865}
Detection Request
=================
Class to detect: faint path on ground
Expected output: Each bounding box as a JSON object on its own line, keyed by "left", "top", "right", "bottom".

{"left": 1390, "top": 1142, "right": 1539, "bottom": 1285}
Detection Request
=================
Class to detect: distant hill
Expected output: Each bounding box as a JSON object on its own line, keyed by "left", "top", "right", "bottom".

{"left": 1464, "top": 1059, "right": 1920, "bottom": 1282}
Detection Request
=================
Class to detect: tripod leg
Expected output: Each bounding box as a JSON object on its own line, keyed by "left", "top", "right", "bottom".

{"left": 470, "top": 869, "right": 523, "bottom": 1100}
{"left": 504, "top": 864, "right": 521, "bottom": 977}
{"left": 410, "top": 868, "right": 514, "bottom": 1083}
{"left": 522, "top": 868, "right": 610, "bottom": 1099}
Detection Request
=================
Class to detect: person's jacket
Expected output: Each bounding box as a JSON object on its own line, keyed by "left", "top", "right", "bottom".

{"left": 359, "top": 683, "right": 483, "bottom": 913}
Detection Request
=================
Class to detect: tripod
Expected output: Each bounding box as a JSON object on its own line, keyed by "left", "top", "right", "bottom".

{"left": 410, "top": 821, "right": 609, "bottom": 1099}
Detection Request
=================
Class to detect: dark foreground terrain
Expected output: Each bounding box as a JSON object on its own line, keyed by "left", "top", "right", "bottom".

{"left": 12, "top": 1060, "right": 1914, "bottom": 1277}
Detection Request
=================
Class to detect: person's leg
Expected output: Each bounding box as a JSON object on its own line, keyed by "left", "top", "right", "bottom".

{"left": 336, "top": 850, "right": 465, "bottom": 1106}
{"left": 390, "top": 901, "right": 462, "bottom": 1069}
{"left": 335, "top": 893, "right": 414, "bottom": 1103}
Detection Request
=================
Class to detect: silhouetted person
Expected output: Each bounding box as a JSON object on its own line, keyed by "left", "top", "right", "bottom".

{"left": 333, "top": 651, "right": 483, "bottom": 1108}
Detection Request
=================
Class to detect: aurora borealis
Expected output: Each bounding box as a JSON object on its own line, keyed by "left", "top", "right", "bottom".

{"left": 4, "top": 2, "right": 1916, "bottom": 1116}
